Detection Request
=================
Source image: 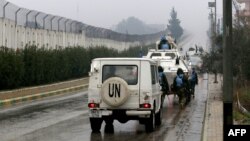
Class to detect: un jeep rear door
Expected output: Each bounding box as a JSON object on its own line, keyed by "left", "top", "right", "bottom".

{"left": 99, "top": 59, "right": 140, "bottom": 109}
{"left": 140, "top": 61, "right": 160, "bottom": 106}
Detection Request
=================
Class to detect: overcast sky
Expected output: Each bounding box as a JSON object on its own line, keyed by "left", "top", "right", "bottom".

{"left": 5, "top": 0, "right": 223, "bottom": 47}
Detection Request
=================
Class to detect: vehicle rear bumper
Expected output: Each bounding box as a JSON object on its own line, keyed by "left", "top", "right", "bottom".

{"left": 89, "top": 109, "right": 151, "bottom": 118}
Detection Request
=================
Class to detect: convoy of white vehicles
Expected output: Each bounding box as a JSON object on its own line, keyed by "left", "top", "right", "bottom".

{"left": 87, "top": 35, "right": 194, "bottom": 133}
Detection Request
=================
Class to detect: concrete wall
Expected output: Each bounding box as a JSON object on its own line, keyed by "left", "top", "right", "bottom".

{"left": 84, "top": 37, "right": 140, "bottom": 51}
{"left": 0, "top": 18, "right": 141, "bottom": 50}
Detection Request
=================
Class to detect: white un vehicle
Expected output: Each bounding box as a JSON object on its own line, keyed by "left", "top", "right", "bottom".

{"left": 88, "top": 58, "right": 163, "bottom": 133}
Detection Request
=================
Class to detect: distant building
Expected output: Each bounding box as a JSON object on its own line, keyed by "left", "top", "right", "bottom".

{"left": 237, "top": 0, "right": 250, "bottom": 24}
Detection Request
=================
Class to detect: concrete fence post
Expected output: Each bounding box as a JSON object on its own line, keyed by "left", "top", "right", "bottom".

{"left": 26, "top": 10, "right": 32, "bottom": 27}
{"left": 51, "top": 16, "right": 56, "bottom": 31}
{"left": 35, "top": 12, "right": 40, "bottom": 29}
{"left": 43, "top": 15, "right": 49, "bottom": 30}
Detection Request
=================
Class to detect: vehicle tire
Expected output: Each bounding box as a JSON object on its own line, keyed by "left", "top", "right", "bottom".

{"left": 90, "top": 118, "right": 103, "bottom": 133}
{"left": 104, "top": 118, "right": 114, "bottom": 125}
{"left": 155, "top": 108, "right": 162, "bottom": 126}
{"left": 145, "top": 109, "right": 155, "bottom": 132}
{"left": 139, "top": 119, "right": 145, "bottom": 124}
{"left": 104, "top": 117, "right": 114, "bottom": 133}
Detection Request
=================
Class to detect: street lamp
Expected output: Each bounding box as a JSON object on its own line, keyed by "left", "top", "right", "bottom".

{"left": 208, "top": 1, "right": 217, "bottom": 36}
{"left": 215, "top": 0, "right": 217, "bottom": 36}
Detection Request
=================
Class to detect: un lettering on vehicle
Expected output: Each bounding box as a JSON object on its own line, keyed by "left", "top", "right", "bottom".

{"left": 108, "top": 83, "right": 121, "bottom": 98}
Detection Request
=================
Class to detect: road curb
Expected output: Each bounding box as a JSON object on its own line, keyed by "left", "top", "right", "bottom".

{"left": 201, "top": 73, "right": 210, "bottom": 141}
{"left": 0, "top": 84, "right": 88, "bottom": 108}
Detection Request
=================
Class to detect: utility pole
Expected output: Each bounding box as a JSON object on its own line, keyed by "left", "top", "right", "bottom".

{"left": 215, "top": 0, "right": 217, "bottom": 36}
{"left": 209, "top": 9, "right": 213, "bottom": 71}
{"left": 223, "top": 0, "right": 233, "bottom": 126}
{"left": 214, "top": 0, "right": 218, "bottom": 84}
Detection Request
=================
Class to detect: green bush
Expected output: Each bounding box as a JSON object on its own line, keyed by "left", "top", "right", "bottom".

{"left": 0, "top": 47, "right": 24, "bottom": 89}
{"left": 0, "top": 44, "right": 152, "bottom": 90}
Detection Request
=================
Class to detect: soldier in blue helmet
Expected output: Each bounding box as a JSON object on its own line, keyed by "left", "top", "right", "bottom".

{"left": 189, "top": 67, "right": 198, "bottom": 97}
{"left": 172, "top": 68, "right": 189, "bottom": 108}
{"left": 158, "top": 66, "right": 169, "bottom": 106}
{"left": 158, "top": 66, "right": 169, "bottom": 95}
{"left": 158, "top": 35, "right": 170, "bottom": 50}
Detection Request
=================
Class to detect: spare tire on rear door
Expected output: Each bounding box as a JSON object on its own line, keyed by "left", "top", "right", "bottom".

{"left": 101, "top": 77, "right": 130, "bottom": 107}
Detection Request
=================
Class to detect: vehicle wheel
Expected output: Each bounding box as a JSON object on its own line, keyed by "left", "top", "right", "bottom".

{"left": 104, "top": 124, "right": 114, "bottom": 133}
{"left": 104, "top": 118, "right": 114, "bottom": 125}
{"left": 139, "top": 119, "right": 145, "bottom": 124}
{"left": 104, "top": 117, "right": 114, "bottom": 133}
{"left": 145, "top": 109, "right": 155, "bottom": 132}
{"left": 90, "top": 118, "right": 103, "bottom": 133}
{"left": 155, "top": 108, "right": 162, "bottom": 126}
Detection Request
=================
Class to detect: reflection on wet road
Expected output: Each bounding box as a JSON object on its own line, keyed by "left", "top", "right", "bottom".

{"left": 0, "top": 74, "right": 208, "bottom": 141}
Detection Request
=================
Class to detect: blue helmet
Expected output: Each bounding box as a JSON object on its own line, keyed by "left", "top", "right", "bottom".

{"left": 161, "top": 35, "right": 166, "bottom": 41}
{"left": 177, "top": 68, "right": 184, "bottom": 75}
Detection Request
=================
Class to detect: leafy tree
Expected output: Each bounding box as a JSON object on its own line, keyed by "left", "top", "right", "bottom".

{"left": 201, "top": 23, "right": 250, "bottom": 81}
{"left": 167, "top": 7, "right": 183, "bottom": 39}
{"left": 114, "top": 17, "right": 164, "bottom": 35}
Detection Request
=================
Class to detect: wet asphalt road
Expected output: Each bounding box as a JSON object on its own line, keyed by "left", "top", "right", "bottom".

{"left": 0, "top": 74, "right": 208, "bottom": 141}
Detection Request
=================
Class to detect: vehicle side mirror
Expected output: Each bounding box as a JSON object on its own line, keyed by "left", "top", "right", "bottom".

{"left": 88, "top": 72, "right": 93, "bottom": 76}
{"left": 94, "top": 67, "right": 99, "bottom": 72}
{"left": 89, "top": 66, "right": 99, "bottom": 76}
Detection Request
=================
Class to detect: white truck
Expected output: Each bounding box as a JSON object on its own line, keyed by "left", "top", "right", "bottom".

{"left": 88, "top": 58, "right": 163, "bottom": 133}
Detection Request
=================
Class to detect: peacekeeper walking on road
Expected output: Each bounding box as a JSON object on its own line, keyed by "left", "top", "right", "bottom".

{"left": 189, "top": 67, "right": 198, "bottom": 97}
{"left": 172, "top": 68, "right": 189, "bottom": 108}
{"left": 158, "top": 66, "right": 169, "bottom": 104}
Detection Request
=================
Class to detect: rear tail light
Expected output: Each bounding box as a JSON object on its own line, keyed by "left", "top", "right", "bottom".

{"left": 88, "top": 103, "right": 99, "bottom": 108}
{"left": 140, "top": 103, "right": 151, "bottom": 108}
